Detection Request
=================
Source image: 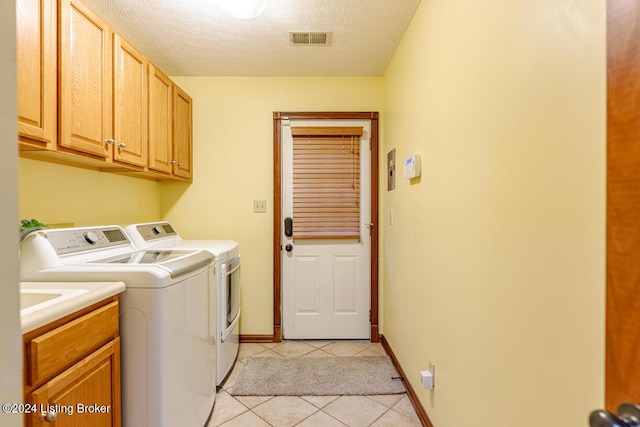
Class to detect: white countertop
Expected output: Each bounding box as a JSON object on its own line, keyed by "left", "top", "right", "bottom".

{"left": 20, "top": 281, "right": 126, "bottom": 333}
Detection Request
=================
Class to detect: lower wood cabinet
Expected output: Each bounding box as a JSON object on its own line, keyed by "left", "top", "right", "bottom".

{"left": 23, "top": 298, "right": 121, "bottom": 427}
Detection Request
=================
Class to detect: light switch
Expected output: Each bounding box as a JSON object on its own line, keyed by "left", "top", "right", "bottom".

{"left": 253, "top": 200, "right": 267, "bottom": 213}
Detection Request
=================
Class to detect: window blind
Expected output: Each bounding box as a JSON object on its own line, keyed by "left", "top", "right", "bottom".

{"left": 291, "top": 126, "right": 363, "bottom": 240}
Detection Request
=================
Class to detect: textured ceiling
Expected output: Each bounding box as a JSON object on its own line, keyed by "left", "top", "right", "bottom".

{"left": 82, "top": 0, "right": 422, "bottom": 76}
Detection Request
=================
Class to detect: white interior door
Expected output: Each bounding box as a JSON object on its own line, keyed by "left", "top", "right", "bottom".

{"left": 282, "top": 119, "right": 371, "bottom": 339}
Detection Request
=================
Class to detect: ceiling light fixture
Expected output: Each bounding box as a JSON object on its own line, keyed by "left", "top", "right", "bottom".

{"left": 217, "top": 0, "right": 267, "bottom": 20}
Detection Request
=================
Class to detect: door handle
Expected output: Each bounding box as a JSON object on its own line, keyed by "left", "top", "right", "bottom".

{"left": 285, "top": 244, "right": 293, "bottom": 252}
{"left": 284, "top": 217, "right": 293, "bottom": 237}
{"left": 590, "top": 403, "right": 640, "bottom": 427}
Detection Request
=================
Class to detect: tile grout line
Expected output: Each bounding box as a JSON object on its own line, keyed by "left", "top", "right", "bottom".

{"left": 368, "top": 407, "right": 392, "bottom": 427}
{"left": 215, "top": 341, "right": 420, "bottom": 427}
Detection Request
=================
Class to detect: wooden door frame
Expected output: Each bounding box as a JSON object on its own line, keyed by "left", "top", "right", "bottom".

{"left": 272, "top": 111, "right": 380, "bottom": 343}
{"left": 606, "top": 0, "right": 640, "bottom": 411}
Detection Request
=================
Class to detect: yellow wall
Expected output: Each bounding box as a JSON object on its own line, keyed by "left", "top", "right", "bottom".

{"left": 15, "top": 1, "right": 606, "bottom": 422}
{"left": 161, "top": 77, "right": 384, "bottom": 335}
{"left": 381, "top": 0, "right": 605, "bottom": 426}
{"left": 19, "top": 158, "right": 162, "bottom": 226}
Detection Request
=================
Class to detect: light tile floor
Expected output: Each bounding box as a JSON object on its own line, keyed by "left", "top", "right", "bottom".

{"left": 207, "top": 340, "right": 422, "bottom": 427}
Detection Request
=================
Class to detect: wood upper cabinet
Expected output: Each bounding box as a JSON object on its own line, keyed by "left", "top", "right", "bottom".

{"left": 58, "top": 0, "right": 149, "bottom": 168}
{"left": 148, "top": 63, "right": 173, "bottom": 175}
{"left": 148, "top": 65, "right": 194, "bottom": 181}
{"left": 172, "top": 85, "right": 193, "bottom": 180}
{"left": 16, "top": 0, "right": 193, "bottom": 181}
{"left": 17, "top": 0, "right": 57, "bottom": 148}
{"left": 113, "top": 34, "right": 148, "bottom": 168}
{"left": 59, "top": 0, "right": 112, "bottom": 159}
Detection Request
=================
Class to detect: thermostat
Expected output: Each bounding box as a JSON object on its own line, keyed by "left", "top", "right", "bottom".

{"left": 404, "top": 154, "right": 421, "bottom": 179}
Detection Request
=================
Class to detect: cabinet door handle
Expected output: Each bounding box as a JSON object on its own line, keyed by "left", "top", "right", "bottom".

{"left": 177, "top": 162, "right": 183, "bottom": 167}
{"left": 41, "top": 410, "right": 57, "bottom": 422}
{"left": 117, "top": 142, "right": 126, "bottom": 149}
{"left": 171, "top": 160, "right": 177, "bottom": 165}
{"left": 105, "top": 139, "right": 115, "bottom": 145}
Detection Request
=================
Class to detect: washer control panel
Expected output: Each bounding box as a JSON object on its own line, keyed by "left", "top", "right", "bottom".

{"left": 135, "top": 222, "right": 178, "bottom": 241}
{"left": 46, "top": 227, "right": 130, "bottom": 255}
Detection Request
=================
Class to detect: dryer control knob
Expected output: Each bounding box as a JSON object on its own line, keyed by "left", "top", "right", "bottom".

{"left": 152, "top": 226, "right": 162, "bottom": 235}
{"left": 83, "top": 231, "right": 98, "bottom": 244}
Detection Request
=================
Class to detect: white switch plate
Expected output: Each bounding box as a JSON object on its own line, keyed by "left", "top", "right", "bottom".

{"left": 253, "top": 200, "right": 267, "bottom": 213}
{"left": 429, "top": 361, "right": 435, "bottom": 388}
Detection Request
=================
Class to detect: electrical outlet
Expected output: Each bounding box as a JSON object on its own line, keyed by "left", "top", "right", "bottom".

{"left": 253, "top": 200, "right": 267, "bottom": 213}
{"left": 420, "top": 370, "right": 434, "bottom": 390}
{"left": 420, "top": 361, "right": 435, "bottom": 390}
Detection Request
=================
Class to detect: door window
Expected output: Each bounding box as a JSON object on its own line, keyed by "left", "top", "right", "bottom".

{"left": 291, "top": 126, "right": 363, "bottom": 240}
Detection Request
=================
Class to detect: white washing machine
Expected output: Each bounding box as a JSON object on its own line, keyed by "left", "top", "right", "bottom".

{"left": 124, "top": 222, "right": 240, "bottom": 386}
{"left": 19, "top": 226, "right": 217, "bottom": 427}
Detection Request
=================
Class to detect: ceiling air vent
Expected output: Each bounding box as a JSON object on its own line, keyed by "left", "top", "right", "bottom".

{"left": 289, "top": 31, "right": 331, "bottom": 46}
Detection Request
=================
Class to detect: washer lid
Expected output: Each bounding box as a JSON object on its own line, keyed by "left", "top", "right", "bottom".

{"left": 87, "top": 250, "right": 214, "bottom": 278}
{"left": 89, "top": 250, "right": 193, "bottom": 264}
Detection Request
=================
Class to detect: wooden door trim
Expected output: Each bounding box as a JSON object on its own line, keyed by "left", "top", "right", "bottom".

{"left": 606, "top": 0, "right": 640, "bottom": 410}
{"left": 273, "top": 111, "right": 380, "bottom": 342}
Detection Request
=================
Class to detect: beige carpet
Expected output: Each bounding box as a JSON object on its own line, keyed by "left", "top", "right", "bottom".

{"left": 231, "top": 356, "right": 406, "bottom": 396}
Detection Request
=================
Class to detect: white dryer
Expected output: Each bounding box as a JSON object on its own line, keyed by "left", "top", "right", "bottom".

{"left": 19, "top": 226, "right": 217, "bottom": 427}
{"left": 124, "top": 222, "right": 240, "bottom": 386}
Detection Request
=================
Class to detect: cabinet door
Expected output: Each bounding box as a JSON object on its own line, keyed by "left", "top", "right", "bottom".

{"left": 27, "top": 338, "right": 121, "bottom": 427}
{"left": 113, "top": 34, "right": 147, "bottom": 167}
{"left": 59, "top": 0, "right": 112, "bottom": 159}
{"left": 17, "top": 0, "right": 56, "bottom": 148}
{"left": 148, "top": 63, "right": 173, "bottom": 174}
{"left": 172, "top": 85, "right": 193, "bottom": 180}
